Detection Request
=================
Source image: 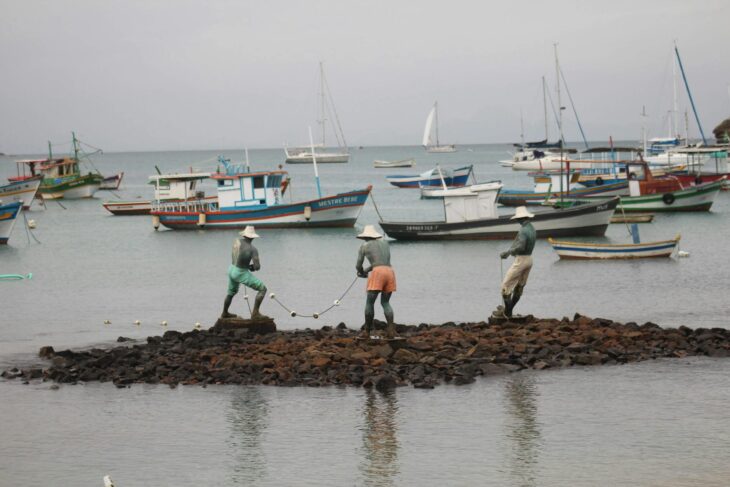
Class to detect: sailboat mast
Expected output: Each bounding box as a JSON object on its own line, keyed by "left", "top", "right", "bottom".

{"left": 72, "top": 131, "right": 79, "bottom": 161}
{"left": 672, "top": 55, "right": 679, "bottom": 139}
{"left": 47, "top": 141, "right": 53, "bottom": 159}
{"left": 554, "top": 44, "right": 564, "bottom": 201}
{"left": 641, "top": 106, "right": 648, "bottom": 157}
{"left": 542, "top": 76, "right": 549, "bottom": 140}
{"left": 319, "top": 62, "right": 326, "bottom": 147}
{"left": 520, "top": 109, "right": 525, "bottom": 147}
{"left": 674, "top": 43, "right": 708, "bottom": 145}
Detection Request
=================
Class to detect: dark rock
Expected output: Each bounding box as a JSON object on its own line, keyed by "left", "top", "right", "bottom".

{"left": 374, "top": 374, "right": 397, "bottom": 392}
{"left": 116, "top": 336, "right": 133, "bottom": 343}
{"left": 336, "top": 322, "right": 347, "bottom": 330}
{"left": 38, "top": 346, "right": 55, "bottom": 359}
{"left": 213, "top": 317, "right": 276, "bottom": 335}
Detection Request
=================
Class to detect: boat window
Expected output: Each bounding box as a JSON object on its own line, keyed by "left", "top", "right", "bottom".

{"left": 253, "top": 176, "right": 264, "bottom": 189}
{"left": 267, "top": 175, "right": 282, "bottom": 188}
{"left": 217, "top": 179, "right": 234, "bottom": 187}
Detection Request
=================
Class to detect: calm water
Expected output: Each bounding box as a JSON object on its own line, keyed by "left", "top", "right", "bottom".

{"left": 1, "top": 145, "right": 729, "bottom": 485}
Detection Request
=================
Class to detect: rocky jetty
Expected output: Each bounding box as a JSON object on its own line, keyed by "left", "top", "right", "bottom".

{"left": 3, "top": 315, "right": 730, "bottom": 390}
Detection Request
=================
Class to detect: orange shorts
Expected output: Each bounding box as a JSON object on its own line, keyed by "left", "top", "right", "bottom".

{"left": 367, "top": 266, "right": 396, "bottom": 293}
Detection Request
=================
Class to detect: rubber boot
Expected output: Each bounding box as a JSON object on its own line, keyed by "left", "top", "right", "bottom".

{"left": 505, "top": 285, "right": 523, "bottom": 318}
{"left": 501, "top": 293, "right": 513, "bottom": 318}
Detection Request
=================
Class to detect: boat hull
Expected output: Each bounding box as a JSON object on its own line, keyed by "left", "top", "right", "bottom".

{"left": 380, "top": 197, "right": 618, "bottom": 241}
{"left": 0, "top": 177, "right": 42, "bottom": 209}
{"left": 374, "top": 159, "right": 416, "bottom": 168}
{"left": 103, "top": 196, "right": 218, "bottom": 216}
{"left": 618, "top": 179, "right": 723, "bottom": 212}
{"left": 99, "top": 172, "right": 124, "bottom": 190}
{"left": 0, "top": 201, "right": 22, "bottom": 244}
{"left": 40, "top": 173, "right": 103, "bottom": 200}
{"left": 549, "top": 236, "right": 680, "bottom": 259}
{"left": 387, "top": 166, "right": 472, "bottom": 188}
{"left": 285, "top": 153, "right": 350, "bottom": 164}
{"left": 498, "top": 181, "right": 629, "bottom": 206}
{"left": 425, "top": 145, "right": 457, "bottom": 153}
{"left": 152, "top": 188, "right": 371, "bottom": 230}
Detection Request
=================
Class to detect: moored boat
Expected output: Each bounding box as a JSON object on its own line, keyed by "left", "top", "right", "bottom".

{"left": 549, "top": 235, "right": 680, "bottom": 259}
{"left": 386, "top": 165, "right": 472, "bottom": 188}
{"left": 0, "top": 201, "right": 22, "bottom": 244}
{"left": 103, "top": 172, "right": 214, "bottom": 216}
{"left": 423, "top": 101, "right": 457, "bottom": 153}
{"left": 0, "top": 176, "right": 42, "bottom": 209}
{"left": 100, "top": 172, "right": 124, "bottom": 190}
{"left": 150, "top": 161, "right": 370, "bottom": 230}
{"left": 379, "top": 183, "right": 619, "bottom": 241}
{"left": 498, "top": 172, "right": 629, "bottom": 207}
{"left": 373, "top": 158, "right": 416, "bottom": 168}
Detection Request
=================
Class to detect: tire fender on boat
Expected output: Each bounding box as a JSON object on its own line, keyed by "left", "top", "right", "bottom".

{"left": 197, "top": 213, "right": 206, "bottom": 226}
{"left": 595, "top": 177, "right": 604, "bottom": 186}
{"left": 662, "top": 193, "right": 675, "bottom": 205}
{"left": 152, "top": 215, "right": 160, "bottom": 230}
{"left": 304, "top": 205, "right": 312, "bottom": 221}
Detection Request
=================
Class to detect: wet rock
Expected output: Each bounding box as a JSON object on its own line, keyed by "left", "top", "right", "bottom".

{"left": 38, "top": 346, "right": 55, "bottom": 359}
{"left": 374, "top": 374, "right": 397, "bottom": 392}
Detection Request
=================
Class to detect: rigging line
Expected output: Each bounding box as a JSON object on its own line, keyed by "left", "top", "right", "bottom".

{"left": 369, "top": 191, "right": 384, "bottom": 222}
{"left": 322, "top": 72, "right": 348, "bottom": 149}
{"left": 558, "top": 66, "right": 590, "bottom": 150}
{"left": 544, "top": 83, "right": 562, "bottom": 134}
{"left": 21, "top": 211, "right": 41, "bottom": 244}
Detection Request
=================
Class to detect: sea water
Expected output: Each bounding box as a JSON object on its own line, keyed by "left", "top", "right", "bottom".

{"left": 1, "top": 145, "right": 729, "bottom": 486}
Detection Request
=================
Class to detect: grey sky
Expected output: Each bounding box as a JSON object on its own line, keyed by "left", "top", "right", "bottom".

{"left": 2, "top": 0, "right": 729, "bottom": 153}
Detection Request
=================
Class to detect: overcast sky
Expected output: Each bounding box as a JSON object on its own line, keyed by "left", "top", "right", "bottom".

{"left": 2, "top": 0, "right": 729, "bottom": 153}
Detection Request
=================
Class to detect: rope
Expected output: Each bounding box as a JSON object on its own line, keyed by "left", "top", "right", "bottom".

{"left": 270, "top": 275, "right": 360, "bottom": 319}
{"left": 370, "top": 191, "right": 384, "bottom": 222}
{"left": 21, "top": 211, "right": 41, "bottom": 244}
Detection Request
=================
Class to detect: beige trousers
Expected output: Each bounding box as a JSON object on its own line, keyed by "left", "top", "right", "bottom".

{"left": 501, "top": 255, "right": 533, "bottom": 294}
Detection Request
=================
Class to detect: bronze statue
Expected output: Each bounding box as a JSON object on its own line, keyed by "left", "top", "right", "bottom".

{"left": 497, "top": 207, "right": 536, "bottom": 318}
{"left": 356, "top": 225, "right": 397, "bottom": 338}
{"left": 222, "top": 226, "right": 269, "bottom": 320}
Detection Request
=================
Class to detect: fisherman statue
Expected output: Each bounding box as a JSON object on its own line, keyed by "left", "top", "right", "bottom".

{"left": 356, "top": 225, "right": 397, "bottom": 338}
{"left": 222, "top": 226, "right": 270, "bottom": 320}
{"left": 495, "top": 206, "right": 536, "bottom": 319}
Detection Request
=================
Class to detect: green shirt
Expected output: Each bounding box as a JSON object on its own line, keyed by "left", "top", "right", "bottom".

{"left": 508, "top": 221, "right": 536, "bottom": 256}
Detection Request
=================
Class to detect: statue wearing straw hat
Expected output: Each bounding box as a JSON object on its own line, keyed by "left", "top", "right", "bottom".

{"left": 356, "top": 224, "right": 397, "bottom": 338}
{"left": 496, "top": 206, "right": 536, "bottom": 318}
{"left": 222, "top": 226, "right": 269, "bottom": 320}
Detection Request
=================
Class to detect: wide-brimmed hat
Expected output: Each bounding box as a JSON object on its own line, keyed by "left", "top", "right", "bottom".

{"left": 239, "top": 226, "right": 260, "bottom": 239}
{"left": 357, "top": 224, "right": 383, "bottom": 239}
{"left": 511, "top": 206, "right": 535, "bottom": 220}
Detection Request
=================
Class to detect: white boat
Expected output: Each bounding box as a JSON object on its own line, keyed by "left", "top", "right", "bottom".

{"left": 549, "top": 235, "right": 681, "bottom": 259}
{"left": 100, "top": 172, "right": 124, "bottom": 190}
{"left": 373, "top": 158, "right": 416, "bottom": 168}
{"left": 423, "top": 101, "right": 456, "bottom": 153}
{"left": 0, "top": 176, "right": 42, "bottom": 209}
{"left": 285, "top": 63, "right": 349, "bottom": 164}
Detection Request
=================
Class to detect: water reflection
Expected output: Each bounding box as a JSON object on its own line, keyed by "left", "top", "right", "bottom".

{"left": 226, "top": 387, "right": 269, "bottom": 485}
{"left": 358, "top": 389, "right": 400, "bottom": 486}
{"left": 503, "top": 376, "right": 542, "bottom": 487}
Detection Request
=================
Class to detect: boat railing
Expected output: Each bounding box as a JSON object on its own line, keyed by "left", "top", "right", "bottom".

{"left": 152, "top": 199, "right": 219, "bottom": 213}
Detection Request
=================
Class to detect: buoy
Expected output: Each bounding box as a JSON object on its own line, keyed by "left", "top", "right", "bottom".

{"left": 152, "top": 215, "right": 160, "bottom": 230}
{"left": 243, "top": 294, "right": 249, "bottom": 300}
{"left": 194, "top": 322, "right": 201, "bottom": 329}
{"left": 103, "top": 475, "right": 115, "bottom": 487}
{"left": 678, "top": 250, "right": 690, "bottom": 258}
{"left": 333, "top": 300, "right": 341, "bottom": 306}
{"left": 290, "top": 311, "right": 297, "bottom": 317}
{"left": 313, "top": 313, "right": 319, "bottom": 319}
{"left": 269, "top": 293, "right": 276, "bottom": 299}
{"left": 104, "top": 320, "right": 111, "bottom": 325}
{"left": 160, "top": 320, "right": 167, "bottom": 326}
{"left": 27, "top": 219, "right": 36, "bottom": 229}
{"left": 134, "top": 320, "right": 141, "bottom": 326}
{"left": 304, "top": 205, "right": 312, "bottom": 221}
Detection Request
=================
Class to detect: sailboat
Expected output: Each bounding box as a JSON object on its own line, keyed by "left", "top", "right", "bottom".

{"left": 422, "top": 101, "right": 457, "bottom": 153}
{"left": 285, "top": 63, "right": 350, "bottom": 164}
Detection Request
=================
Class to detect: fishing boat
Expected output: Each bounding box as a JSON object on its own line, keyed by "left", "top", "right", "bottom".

{"left": 285, "top": 63, "right": 349, "bottom": 164}
{"left": 548, "top": 235, "right": 681, "bottom": 259}
{"left": 10, "top": 133, "right": 104, "bottom": 199}
{"left": 422, "top": 101, "right": 456, "bottom": 153}
{"left": 103, "top": 172, "right": 215, "bottom": 216}
{"left": 100, "top": 172, "right": 124, "bottom": 190}
{"left": 617, "top": 161, "right": 724, "bottom": 212}
{"left": 0, "top": 176, "right": 42, "bottom": 209}
{"left": 378, "top": 183, "right": 619, "bottom": 241}
{"left": 498, "top": 171, "right": 628, "bottom": 207}
{"left": 151, "top": 159, "right": 370, "bottom": 230}
{"left": 386, "top": 165, "right": 472, "bottom": 188}
{"left": 373, "top": 159, "right": 416, "bottom": 168}
{"left": 0, "top": 201, "right": 22, "bottom": 244}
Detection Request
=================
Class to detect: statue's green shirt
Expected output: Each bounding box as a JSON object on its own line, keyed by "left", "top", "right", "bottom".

{"left": 508, "top": 221, "right": 536, "bottom": 256}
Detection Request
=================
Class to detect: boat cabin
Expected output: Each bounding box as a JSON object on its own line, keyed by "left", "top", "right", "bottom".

{"left": 149, "top": 173, "right": 211, "bottom": 201}
{"left": 625, "top": 161, "right": 683, "bottom": 196}
{"left": 212, "top": 170, "right": 288, "bottom": 210}
{"left": 11, "top": 158, "right": 73, "bottom": 182}
{"left": 442, "top": 182, "right": 502, "bottom": 223}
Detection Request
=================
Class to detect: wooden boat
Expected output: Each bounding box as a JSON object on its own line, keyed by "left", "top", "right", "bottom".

{"left": 103, "top": 172, "right": 213, "bottom": 216}
{"left": 548, "top": 235, "right": 680, "bottom": 259}
{"left": 100, "top": 172, "right": 124, "bottom": 190}
{"left": 0, "top": 176, "right": 42, "bottom": 209}
{"left": 423, "top": 101, "right": 456, "bottom": 153}
{"left": 498, "top": 172, "right": 629, "bottom": 206}
{"left": 151, "top": 160, "right": 370, "bottom": 230}
{"left": 0, "top": 201, "right": 22, "bottom": 244}
{"left": 386, "top": 165, "right": 472, "bottom": 188}
{"left": 610, "top": 213, "right": 654, "bottom": 224}
{"left": 373, "top": 159, "right": 416, "bottom": 168}
{"left": 379, "top": 183, "right": 619, "bottom": 241}
{"left": 285, "top": 63, "right": 349, "bottom": 164}
{"left": 617, "top": 161, "right": 724, "bottom": 212}
{"left": 11, "top": 133, "right": 104, "bottom": 200}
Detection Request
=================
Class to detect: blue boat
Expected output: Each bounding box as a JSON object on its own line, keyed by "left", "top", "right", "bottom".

{"left": 0, "top": 201, "right": 23, "bottom": 244}
{"left": 386, "top": 165, "right": 473, "bottom": 188}
{"left": 151, "top": 160, "right": 371, "bottom": 230}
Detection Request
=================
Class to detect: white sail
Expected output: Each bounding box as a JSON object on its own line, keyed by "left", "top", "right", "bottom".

{"left": 422, "top": 105, "right": 436, "bottom": 147}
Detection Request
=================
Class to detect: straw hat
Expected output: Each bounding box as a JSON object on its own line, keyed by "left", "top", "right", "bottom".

{"left": 239, "top": 226, "right": 260, "bottom": 239}
{"left": 357, "top": 224, "right": 383, "bottom": 239}
{"left": 510, "top": 206, "right": 535, "bottom": 220}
